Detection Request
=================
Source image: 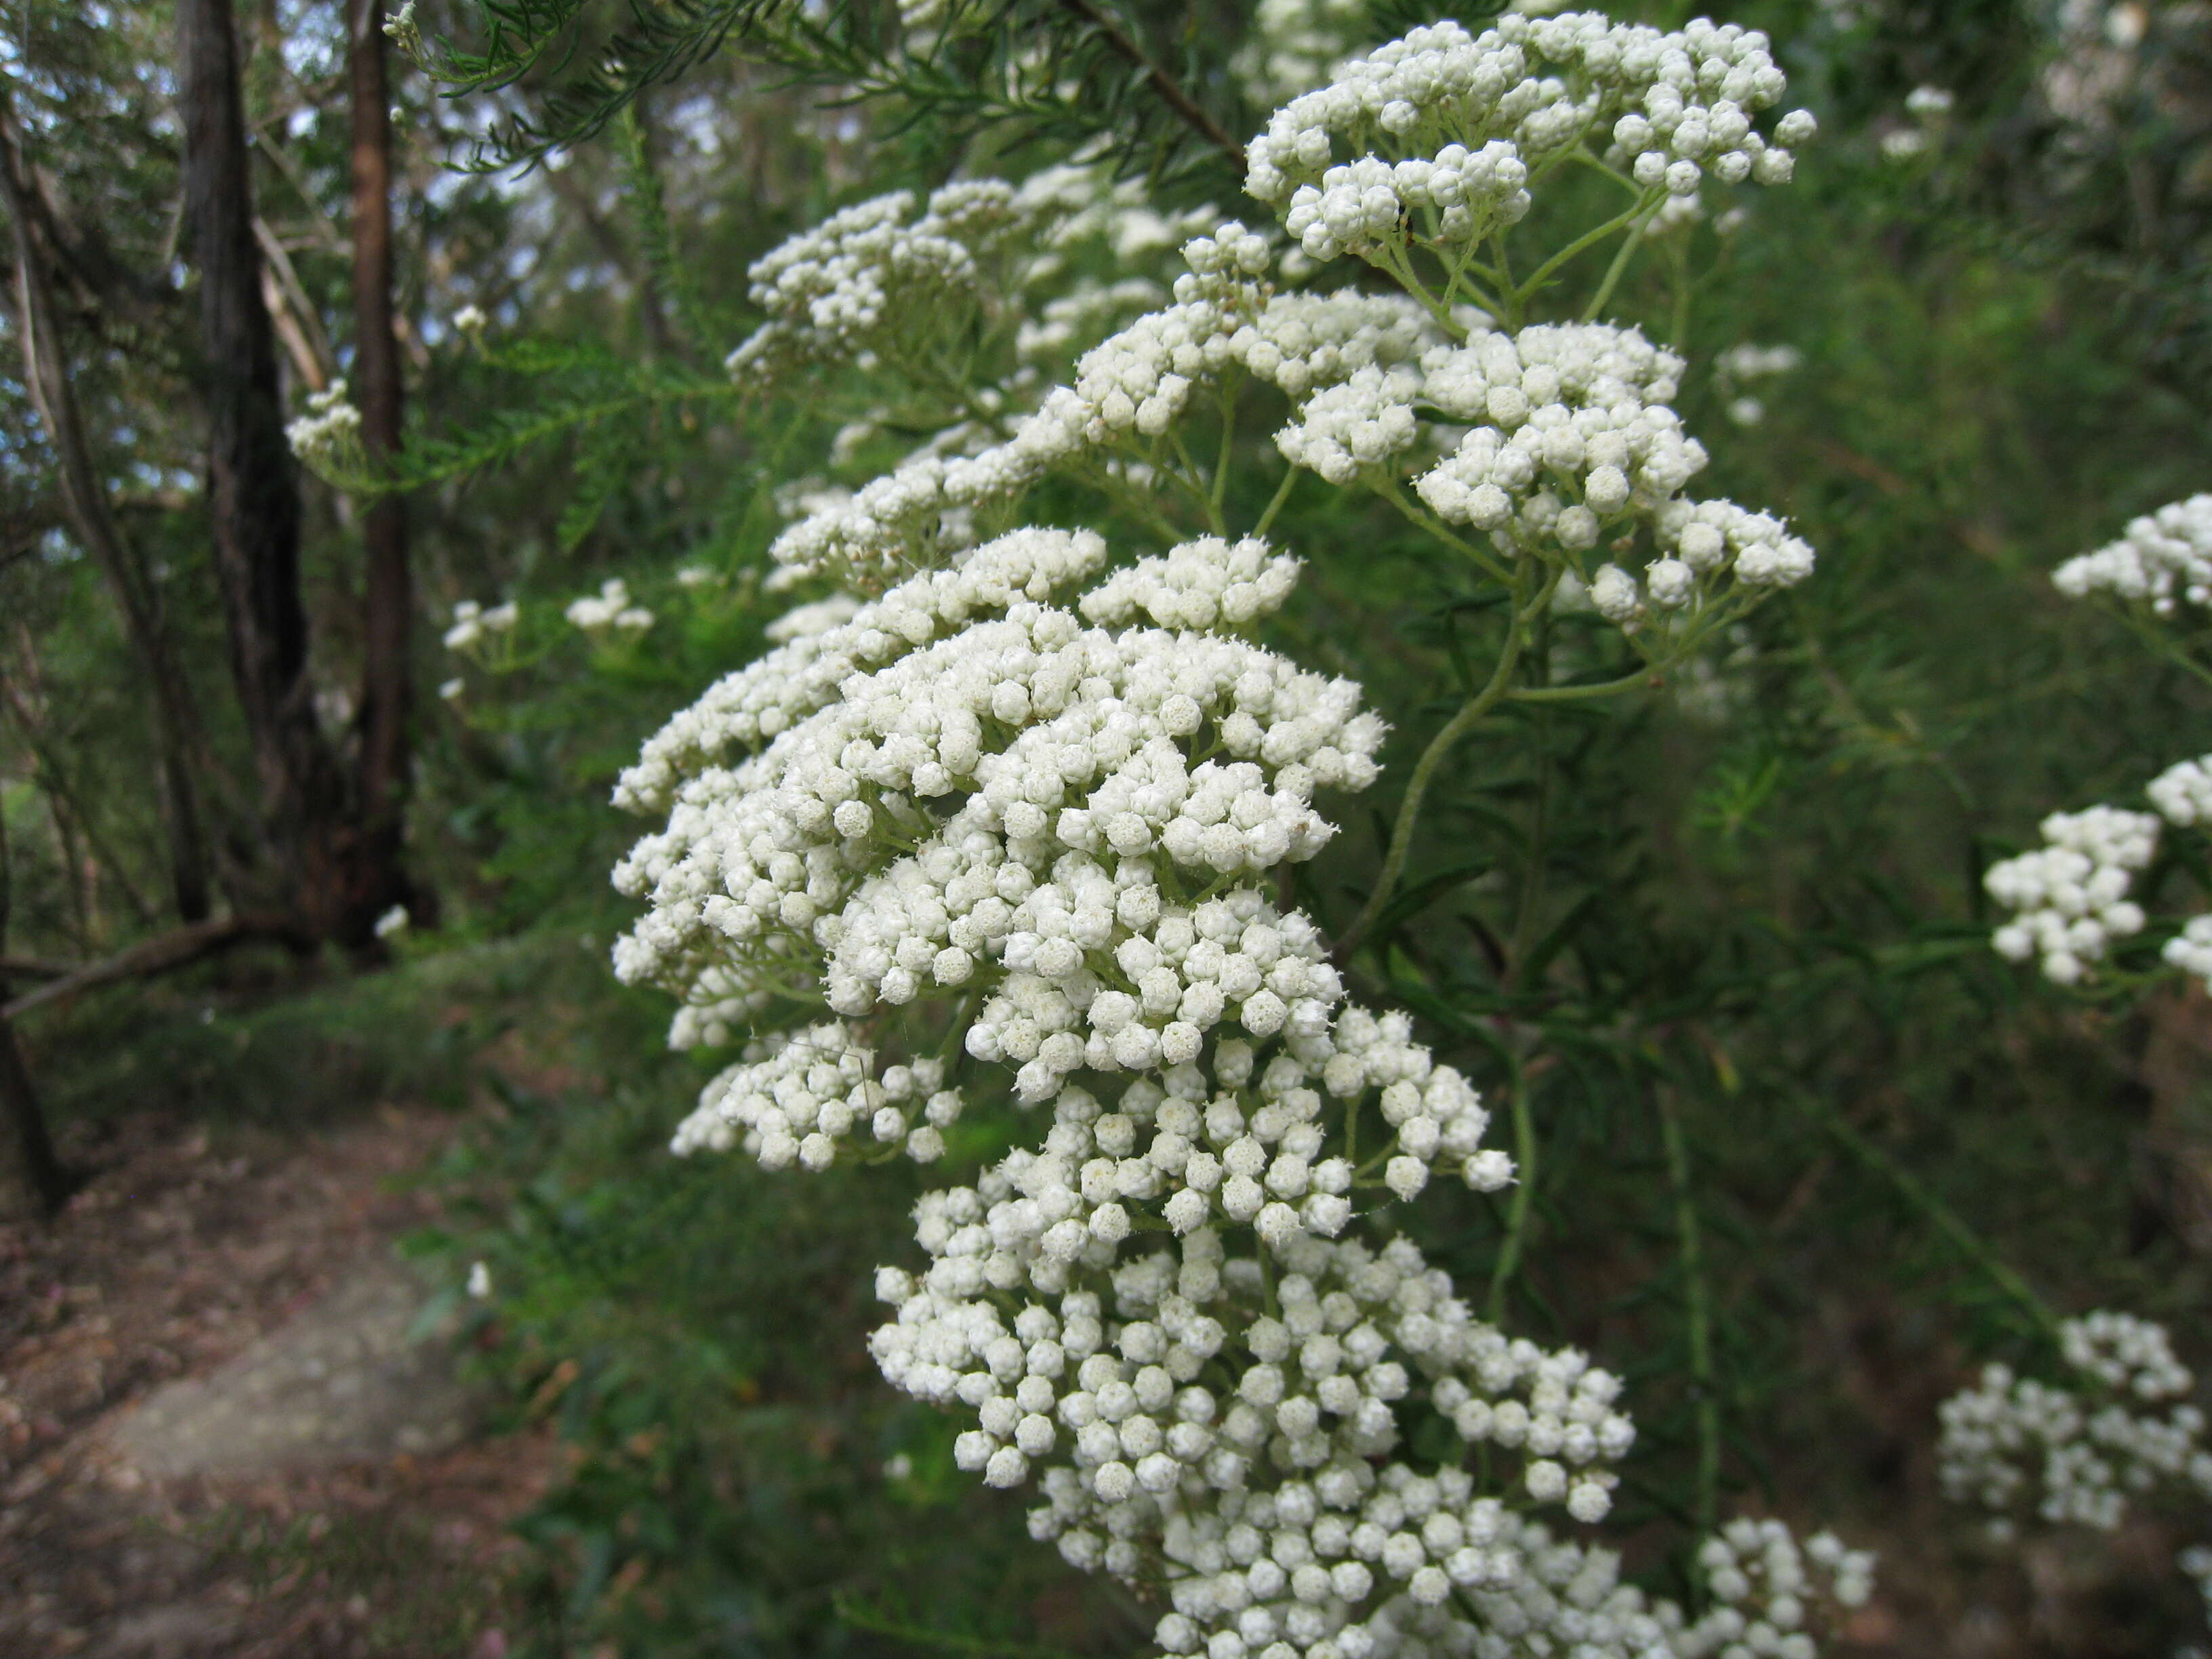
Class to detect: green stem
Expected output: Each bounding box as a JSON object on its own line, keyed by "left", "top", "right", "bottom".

{"left": 1509, "top": 665, "right": 1660, "bottom": 703}
{"left": 1569, "top": 146, "right": 1646, "bottom": 196}
{"left": 1658, "top": 1088, "right": 1719, "bottom": 1539}
{"left": 1371, "top": 476, "right": 1515, "bottom": 585}
{"left": 1337, "top": 581, "right": 1534, "bottom": 954}
{"left": 1170, "top": 430, "right": 1226, "bottom": 535}
{"left": 1211, "top": 378, "right": 1240, "bottom": 518}
{"left": 1816, "top": 1099, "right": 2064, "bottom": 1343}
{"left": 1504, "top": 602, "right": 1556, "bottom": 977}
{"left": 1666, "top": 234, "right": 1693, "bottom": 352}
{"left": 1582, "top": 205, "right": 1656, "bottom": 323}
{"left": 1252, "top": 464, "right": 1300, "bottom": 539}
{"left": 1515, "top": 194, "right": 1655, "bottom": 310}
{"left": 1487, "top": 1058, "right": 1536, "bottom": 1323}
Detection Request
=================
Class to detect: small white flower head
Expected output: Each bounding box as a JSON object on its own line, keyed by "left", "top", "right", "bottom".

{"left": 372, "top": 905, "right": 409, "bottom": 940}
{"left": 1687, "top": 1517, "right": 1879, "bottom": 1649}
{"left": 452, "top": 302, "right": 489, "bottom": 339}
{"left": 1904, "top": 85, "right": 1955, "bottom": 120}
{"left": 382, "top": 1, "right": 421, "bottom": 56}
{"left": 2164, "top": 915, "right": 2212, "bottom": 990}
{"left": 1939, "top": 1309, "right": 2203, "bottom": 1534}
{"left": 445, "top": 597, "right": 517, "bottom": 651}
{"left": 438, "top": 676, "right": 465, "bottom": 702}
{"left": 2053, "top": 494, "right": 2212, "bottom": 617}
{"left": 285, "top": 380, "right": 363, "bottom": 463}
{"left": 466, "top": 1260, "right": 493, "bottom": 1299}
{"left": 1984, "top": 804, "right": 2160, "bottom": 984}
{"left": 567, "top": 578, "right": 653, "bottom": 637}
{"left": 2149, "top": 754, "right": 2212, "bottom": 827}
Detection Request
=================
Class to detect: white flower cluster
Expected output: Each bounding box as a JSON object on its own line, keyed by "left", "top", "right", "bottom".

{"left": 1938, "top": 1310, "right": 2212, "bottom": 1533}
{"left": 2052, "top": 493, "right": 2212, "bottom": 616}
{"left": 1715, "top": 344, "right": 1803, "bottom": 382}
{"left": 672, "top": 1021, "right": 963, "bottom": 1168}
{"left": 765, "top": 230, "right": 1441, "bottom": 588}
{"left": 566, "top": 577, "right": 655, "bottom": 636}
{"left": 615, "top": 529, "right": 1109, "bottom": 814}
{"left": 443, "top": 597, "right": 518, "bottom": 651}
{"left": 1985, "top": 805, "right": 2159, "bottom": 985}
{"left": 1079, "top": 537, "right": 1303, "bottom": 633}
{"left": 2166, "top": 917, "right": 2212, "bottom": 987}
{"left": 876, "top": 1222, "right": 1637, "bottom": 1656}
{"left": 725, "top": 181, "right": 1036, "bottom": 377}
{"left": 1672, "top": 1521, "right": 1875, "bottom": 1659}
{"left": 2150, "top": 754, "right": 2212, "bottom": 827}
{"left": 1359, "top": 1511, "right": 1870, "bottom": 1659}
{"left": 613, "top": 529, "right": 1384, "bottom": 1019}
{"left": 1378, "top": 323, "right": 1813, "bottom": 624}
{"left": 1280, "top": 143, "right": 1532, "bottom": 266}
{"left": 610, "top": 12, "right": 1870, "bottom": 1641}
{"left": 285, "top": 380, "right": 361, "bottom": 462}
{"left": 1412, "top": 323, "right": 1693, "bottom": 547}
{"left": 1244, "top": 15, "right": 1814, "bottom": 224}
{"left": 1715, "top": 342, "right": 1801, "bottom": 428}
{"left": 1276, "top": 366, "right": 1425, "bottom": 485}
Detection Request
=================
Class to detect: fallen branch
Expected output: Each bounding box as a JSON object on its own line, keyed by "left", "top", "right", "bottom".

{"left": 0, "top": 955, "right": 77, "bottom": 980}
{"left": 3, "top": 914, "right": 313, "bottom": 1020}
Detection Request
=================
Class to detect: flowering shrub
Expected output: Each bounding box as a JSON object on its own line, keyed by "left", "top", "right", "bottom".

{"left": 1970, "top": 504, "right": 2212, "bottom": 1611}
{"left": 598, "top": 12, "right": 1897, "bottom": 1656}
{"left": 246, "top": 0, "right": 2211, "bottom": 1645}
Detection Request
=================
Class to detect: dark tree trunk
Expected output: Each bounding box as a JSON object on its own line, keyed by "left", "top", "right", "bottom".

{"left": 0, "top": 94, "right": 213, "bottom": 925}
{"left": 0, "top": 705, "right": 75, "bottom": 1222}
{"left": 176, "top": 0, "right": 394, "bottom": 946}
{"left": 348, "top": 0, "right": 421, "bottom": 926}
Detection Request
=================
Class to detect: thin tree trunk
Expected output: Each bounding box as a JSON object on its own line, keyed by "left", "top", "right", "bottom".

{"left": 348, "top": 0, "right": 420, "bottom": 928}
{"left": 0, "top": 685, "right": 75, "bottom": 1221}
{"left": 176, "top": 0, "right": 370, "bottom": 943}
{"left": 0, "top": 93, "right": 213, "bottom": 924}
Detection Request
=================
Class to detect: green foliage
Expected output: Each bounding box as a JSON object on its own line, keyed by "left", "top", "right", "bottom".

{"left": 408, "top": 0, "right": 1256, "bottom": 190}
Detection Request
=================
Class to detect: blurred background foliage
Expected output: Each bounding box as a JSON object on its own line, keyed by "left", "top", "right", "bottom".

{"left": 6, "top": 0, "right": 2212, "bottom": 1653}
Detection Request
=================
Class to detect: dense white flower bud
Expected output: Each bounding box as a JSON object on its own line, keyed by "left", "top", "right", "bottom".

{"left": 1939, "top": 1311, "right": 2204, "bottom": 1534}
{"left": 2053, "top": 493, "right": 2212, "bottom": 617}
{"left": 1984, "top": 805, "right": 2159, "bottom": 985}
{"left": 1244, "top": 16, "right": 1813, "bottom": 237}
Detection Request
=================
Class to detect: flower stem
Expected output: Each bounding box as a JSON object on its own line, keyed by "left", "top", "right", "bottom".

{"left": 1658, "top": 1088, "right": 1719, "bottom": 1539}
{"left": 1582, "top": 205, "right": 1656, "bottom": 323}
{"left": 1510, "top": 666, "right": 1661, "bottom": 703}
{"left": 1371, "top": 476, "right": 1514, "bottom": 585}
{"left": 1487, "top": 1058, "right": 1536, "bottom": 1323}
{"left": 1252, "top": 464, "right": 1300, "bottom": 539}
{"left": 1515, "top": 194, "right": 1654, "bottom": 312}
{"left": 1336, "top": 584, "right": 1532, "bottom": 956}
{"left": 1814, "top": 1097, "right": 2064, "bottom": 1343}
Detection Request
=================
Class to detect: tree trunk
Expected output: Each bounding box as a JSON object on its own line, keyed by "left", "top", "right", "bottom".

{"left": 0, "top": 93, "right": 213, "bottom": 925}
{"left": 348, "top": 0, "right": 421, "bottom": 927}
{"left": 177, "top": 0, "right": 392, "bottom": 946}
{"left": 0, "top": 696, "right": 75, "bottom": 1223}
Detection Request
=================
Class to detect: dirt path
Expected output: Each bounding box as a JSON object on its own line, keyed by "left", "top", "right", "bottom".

{"left": 0, "top": 1107, "right": 556, "bottom": 1658}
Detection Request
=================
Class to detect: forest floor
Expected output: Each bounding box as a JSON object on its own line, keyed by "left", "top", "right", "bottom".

{"left": 0, "top": 1103, "right": 558, "bottom": 1659}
